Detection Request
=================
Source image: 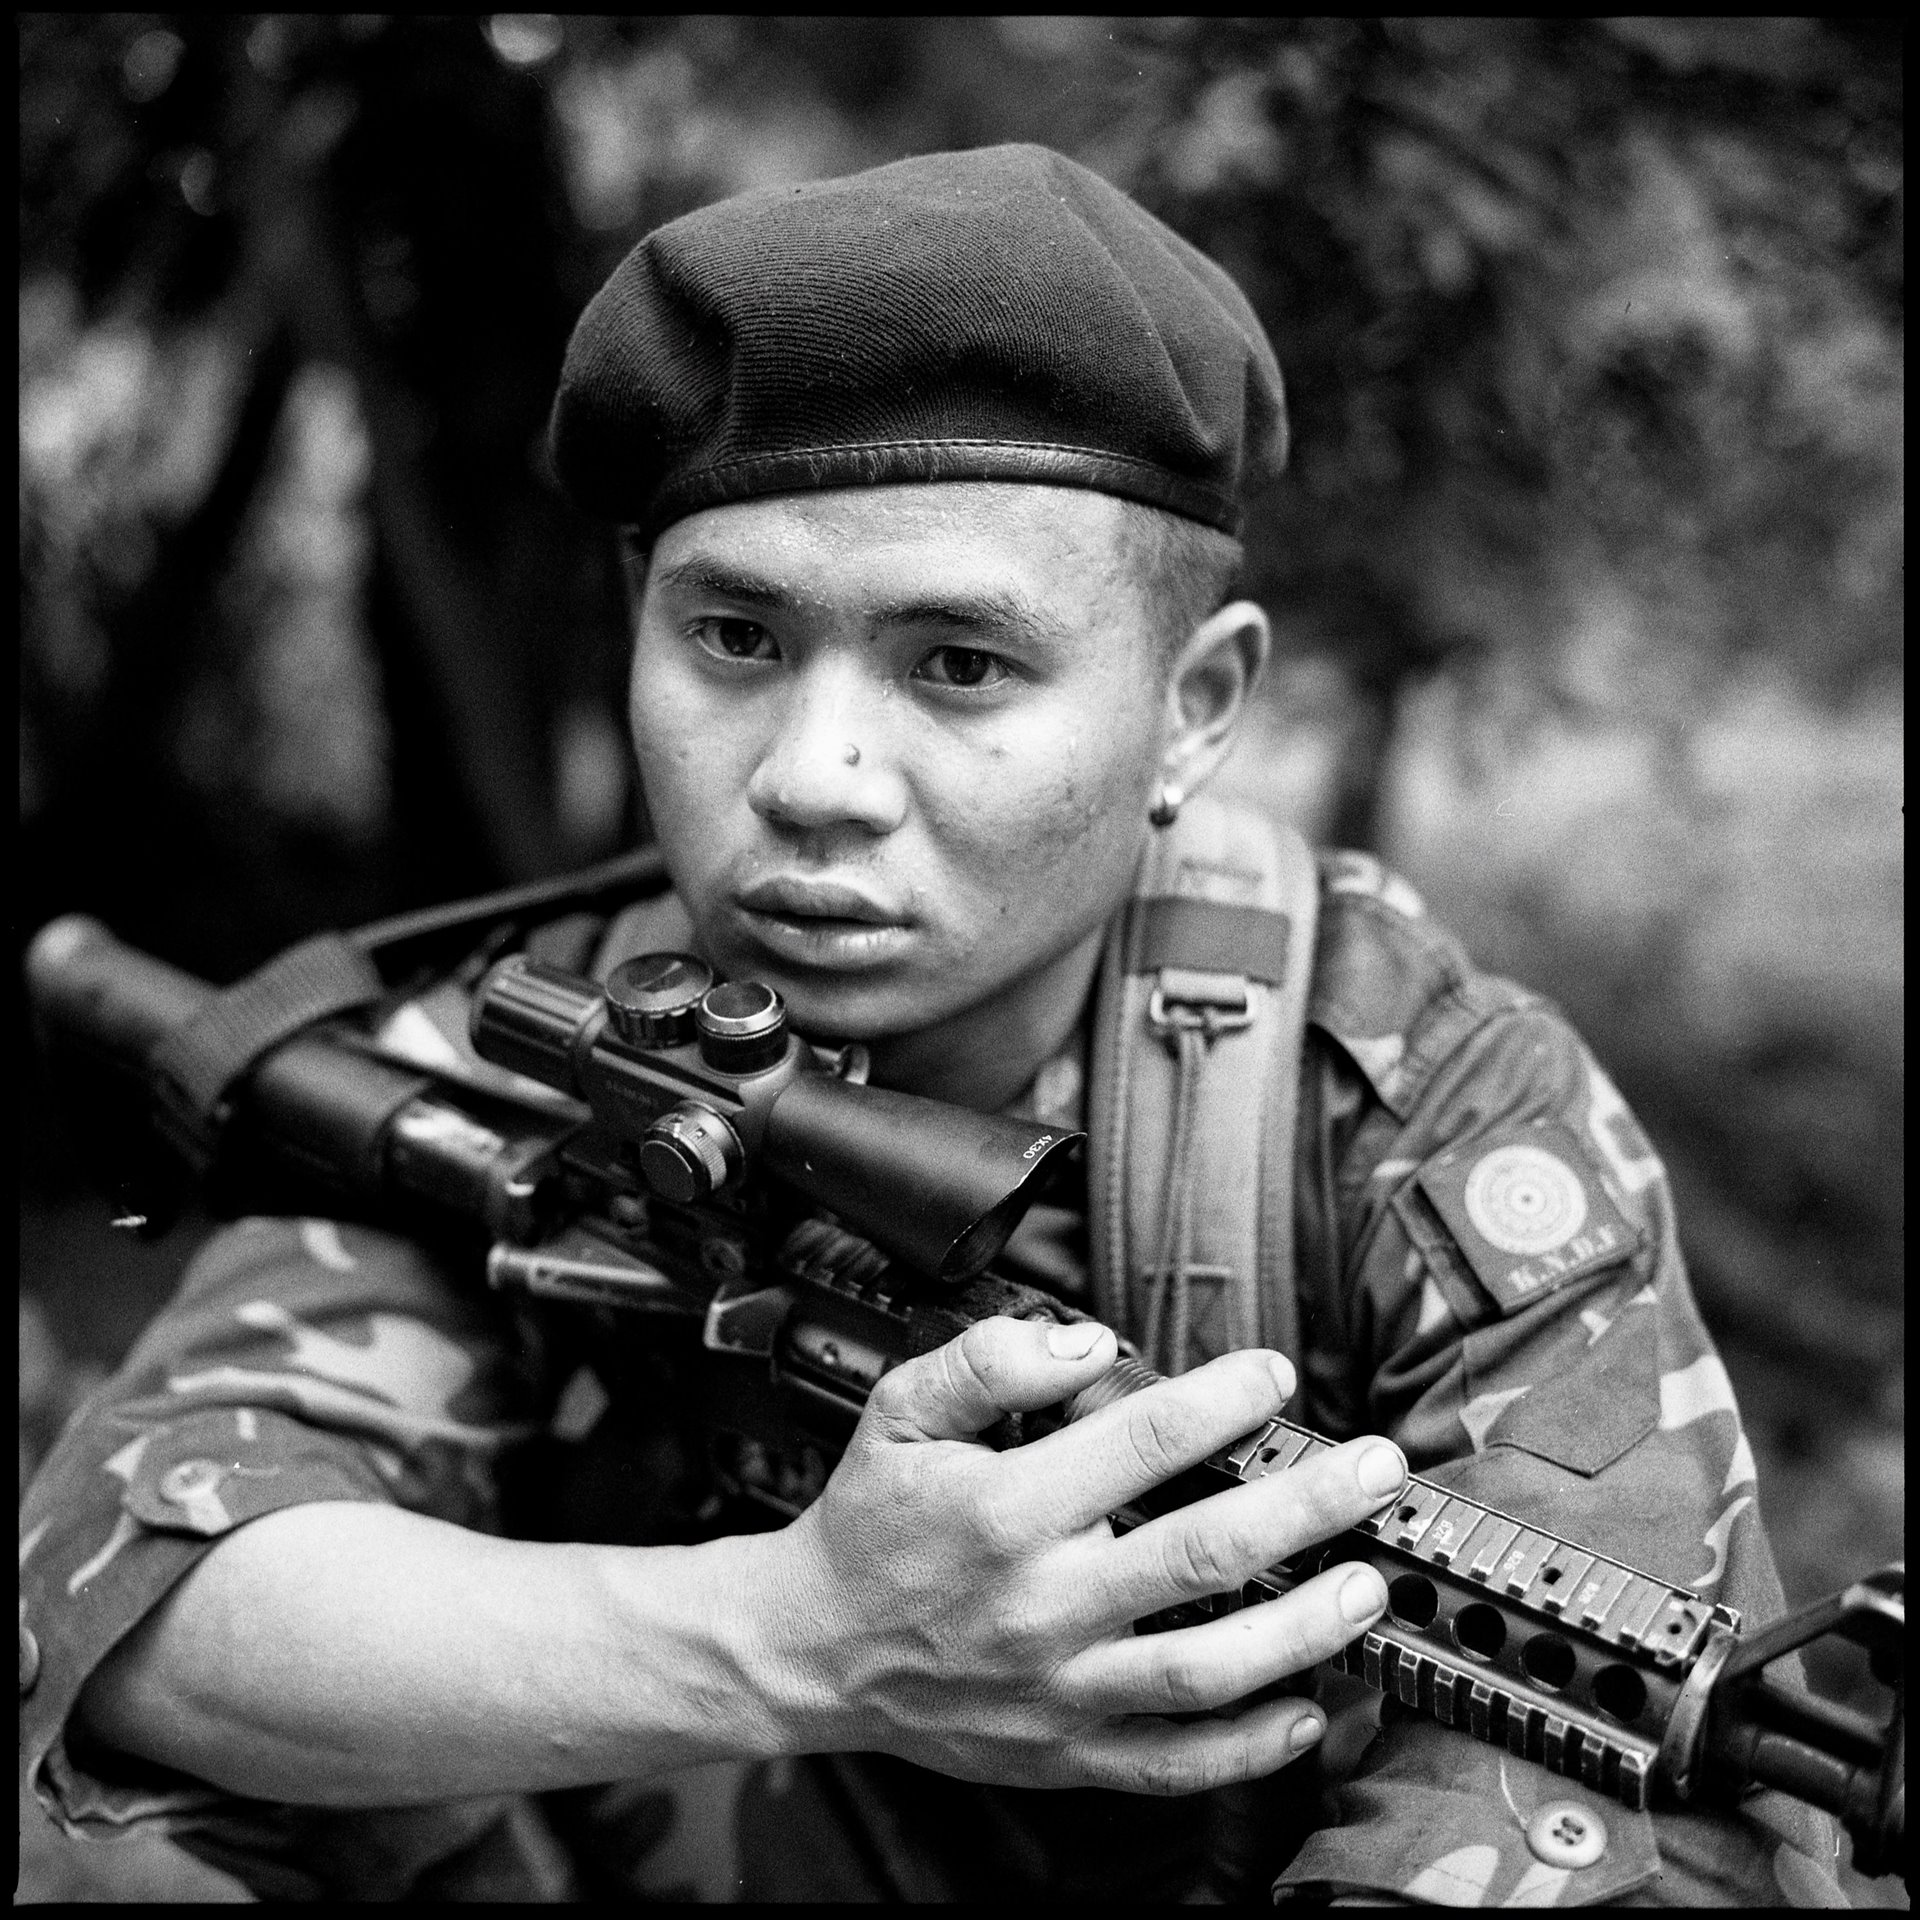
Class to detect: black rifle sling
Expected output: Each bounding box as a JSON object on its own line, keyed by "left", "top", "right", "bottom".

{"left": 147, "top": 846, "right": 673, "bottom": 1172}
{"left": 148, "top": 933, "right": 388, "bottom": 1171}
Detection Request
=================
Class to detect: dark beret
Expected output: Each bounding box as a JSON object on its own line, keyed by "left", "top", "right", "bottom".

{"left": 549, "top": 143, "right": 1286, "bottom": 537}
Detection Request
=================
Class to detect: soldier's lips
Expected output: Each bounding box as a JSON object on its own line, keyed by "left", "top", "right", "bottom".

{"left": 734, "top": 906, "right": 915, "bottom": 972}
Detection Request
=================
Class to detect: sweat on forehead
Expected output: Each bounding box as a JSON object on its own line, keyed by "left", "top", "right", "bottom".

{"left": 550, "top": 143, "right": 1287, "bottom": 541}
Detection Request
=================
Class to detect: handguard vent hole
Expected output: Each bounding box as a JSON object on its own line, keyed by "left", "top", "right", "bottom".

{"left": 1259, "top": 1447, "right": 1280, "bottom": 1463}
{"left": 1520, "top": 1632, "right": 1576, "bottom": 1692}
{"left": 1396, "top": 1504, "right": 1418, "bottom": 1524}
{"left": 1452, "top": 1602, "right": 1506, "bottom": 1661}
{"left": 1388, "top": 1574, "right": 1439, "bottom": 1629}
{"left": 1541, "top": 1566, "right": 1562, "bottom": 1585}
{"left": 1593, "top": 1664, "right": 1648, "bottom": 1724}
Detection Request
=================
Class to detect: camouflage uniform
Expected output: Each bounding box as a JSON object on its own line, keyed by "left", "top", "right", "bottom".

{"left": 19, "top": 854, "right": 1850, "bottom": 1904}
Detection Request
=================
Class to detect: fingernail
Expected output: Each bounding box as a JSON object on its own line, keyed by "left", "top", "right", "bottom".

{"left": 1358, "top": 1445, "right": 1406, "bottom": 1499}
{"left": 1289, "top": 1714, "right": 1324, "bottom": 1754}
{"left": 1267, "top": 1354, "right": 1295, "bottom": 1401}
{"left": 1048, "top": 1321, "right": 1104, "bottom": 1360}
{"left": 1341, "top": 1569, "right": 1387, "bottom": 1624}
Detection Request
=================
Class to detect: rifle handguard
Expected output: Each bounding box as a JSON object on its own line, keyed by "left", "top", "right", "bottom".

{"left": 1076, "top": 1361, "right": 1905, "bottom": 1875}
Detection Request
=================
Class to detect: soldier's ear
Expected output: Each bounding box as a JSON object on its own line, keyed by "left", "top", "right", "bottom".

{"left": 1160, "top": 600, "right": 1270, "bottom": 797}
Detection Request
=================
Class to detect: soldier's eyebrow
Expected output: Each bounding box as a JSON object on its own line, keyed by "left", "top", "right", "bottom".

{"left": 653, "top": 557, "right": 1075, "bottom": 647}
{"left": 654, "top": 558, "right": 789, "bottom": 610}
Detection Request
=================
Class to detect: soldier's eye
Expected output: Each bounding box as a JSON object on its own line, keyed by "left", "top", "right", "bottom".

{"left": 916, "top": 646, "right": 1006, "bottom": 689}
{"left": 693, "top": 618, "right": 779, "bottom": 662}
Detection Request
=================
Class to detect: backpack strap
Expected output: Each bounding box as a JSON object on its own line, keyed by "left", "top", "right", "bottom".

{"left": 1087, "top": 794, "right": 1320, "bottom": 1374}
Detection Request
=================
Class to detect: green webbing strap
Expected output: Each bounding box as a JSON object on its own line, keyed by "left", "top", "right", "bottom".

{"left": 1088, "top": 796, "right": 1321, "bottom": 1374}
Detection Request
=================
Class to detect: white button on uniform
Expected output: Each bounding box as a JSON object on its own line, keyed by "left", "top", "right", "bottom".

{"left": 1526, "top": 1801, "right": 1608, "bottom": 1868}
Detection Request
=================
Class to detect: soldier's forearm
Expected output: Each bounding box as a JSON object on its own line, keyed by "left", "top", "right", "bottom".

{"left": 73, "top": 1502, "right": 791, "bottom": 1806}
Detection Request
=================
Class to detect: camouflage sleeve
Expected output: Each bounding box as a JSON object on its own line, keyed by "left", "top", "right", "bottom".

{"left": 17, "top": 1215, "right": 553, "bottom": 1867}
{"left": 1272, "top": 882, "right": 1850, "bottom": 1907}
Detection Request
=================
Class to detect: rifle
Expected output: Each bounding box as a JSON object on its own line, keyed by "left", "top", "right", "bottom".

{"left": 24, "top": 889, "right": 1905, "bottom": 1880}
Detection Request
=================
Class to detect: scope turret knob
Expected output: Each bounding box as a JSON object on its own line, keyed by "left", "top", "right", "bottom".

{"left": 696, "top": 980, "right": 789, "bottom": 1075}
{"left": 605, "top": 952, "right": 714, "bottom": 1049}
{"left": 638, "top": 1102, "right": 743, "bottom": 1203}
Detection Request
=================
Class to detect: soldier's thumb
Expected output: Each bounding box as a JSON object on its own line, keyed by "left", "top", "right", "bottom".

{"left": 865, "top": 1314, "right": 1119, "bottom": 1443}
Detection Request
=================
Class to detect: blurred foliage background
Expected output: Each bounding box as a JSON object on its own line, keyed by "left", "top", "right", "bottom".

{"left": 18, "top": 15, "right": 1903, "bottom": 1901}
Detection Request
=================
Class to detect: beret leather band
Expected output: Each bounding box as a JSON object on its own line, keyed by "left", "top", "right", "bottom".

{"left": 650, "top": 438, "right": 1242, "bottom": 538}
{"left": 551, "top": 143, "right": 1287, "bottom": 540}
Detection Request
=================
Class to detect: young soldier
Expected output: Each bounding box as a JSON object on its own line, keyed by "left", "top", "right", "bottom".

{"left": 21, "top": 145, "right": 1843, "bottom": 1904}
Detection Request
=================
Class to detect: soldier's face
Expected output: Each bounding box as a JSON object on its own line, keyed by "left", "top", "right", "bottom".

{"left": 628, "top": 483, "right": 1165, "bottom": 1045}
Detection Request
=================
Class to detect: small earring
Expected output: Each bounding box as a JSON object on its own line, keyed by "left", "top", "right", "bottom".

{"left": 1149, "top": 782, "right": 1182, "bottom": 829}
{"left": 843, "top": 743, "right": 861, "bottom": 766}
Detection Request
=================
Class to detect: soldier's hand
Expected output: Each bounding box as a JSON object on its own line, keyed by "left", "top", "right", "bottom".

{"left": 748, "top": 1315, "right": 1403, "bottom": 1793}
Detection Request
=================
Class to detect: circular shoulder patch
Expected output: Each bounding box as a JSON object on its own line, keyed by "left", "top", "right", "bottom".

{"left": 1463, "top": 1143, "right": 1588, "bottom": 1256}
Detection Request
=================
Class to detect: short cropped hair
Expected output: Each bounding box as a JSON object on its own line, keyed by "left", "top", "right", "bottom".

{"left": 1113, "top": 499, "right": 1244, "bottom": 675}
